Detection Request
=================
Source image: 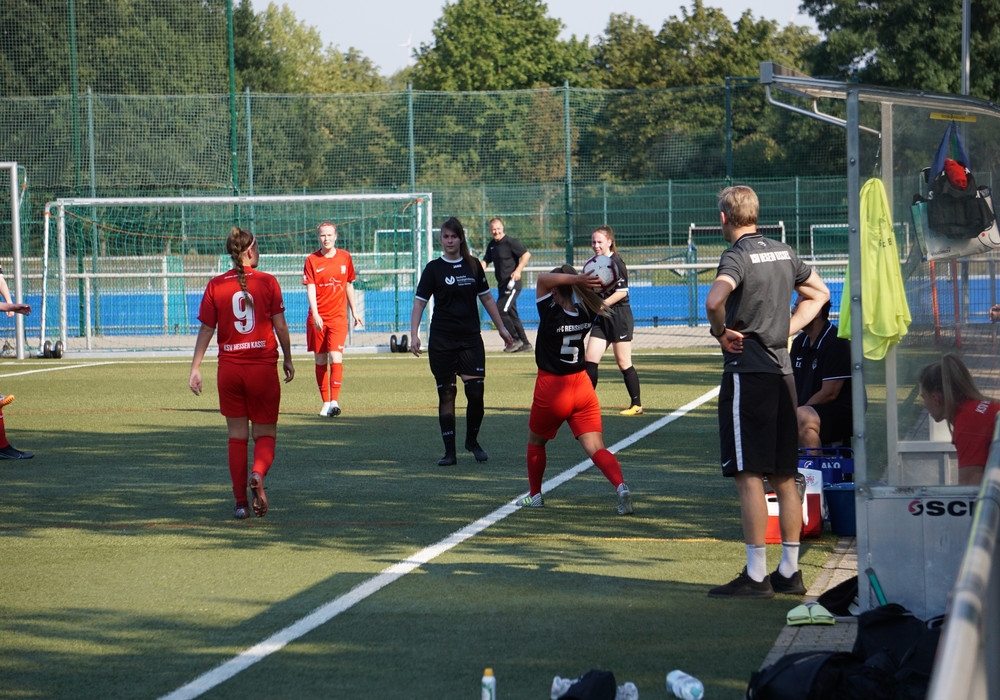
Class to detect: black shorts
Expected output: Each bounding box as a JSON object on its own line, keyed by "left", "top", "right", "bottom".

{"left": 814, "top": 404, "right": 853, "bottom": 445}
{"left": 428, "top": 333, "right": 487, "bottom": 385}
{"left": 718, "top": 372, "right": 798, "bottom": 478}
{"left": 590, "top": 305, "right": 634, "bottom": 343}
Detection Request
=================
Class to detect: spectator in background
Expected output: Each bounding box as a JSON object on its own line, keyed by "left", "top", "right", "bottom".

{"left": 918, "top": 353, "right": 999, "bottom": 486}
{"left": 791, "top": 300, "right": 854, "bottom": 451}
{"left": 482, "top": 218, "right": 533, "bottom": 352}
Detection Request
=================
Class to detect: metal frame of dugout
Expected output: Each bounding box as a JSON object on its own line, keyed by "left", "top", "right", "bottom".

{"left": 759, "top": 62, "right": 1000, "bottom": 621}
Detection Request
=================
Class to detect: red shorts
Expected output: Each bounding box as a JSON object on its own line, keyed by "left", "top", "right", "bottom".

{"left": 528, "top": 370, "right": 603, "bottom": 440}
{"left": 307, "top": 317, "right": 348, "bottom": 354}
{"left": 217, "top": 361, "right": 281, "bottom": 423}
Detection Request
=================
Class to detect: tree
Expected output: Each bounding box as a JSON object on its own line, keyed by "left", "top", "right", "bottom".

{"left": 594, "top": 2, "right": 817, "bottom": 90}
{"left": 234, "top": 2, "right": 386, "bottom": 94}
{"left": 801, "top": 0, "right": 1000, "bottom": 102}
{"left": 411, "top": 0, "right": 596, "bottom": 91}
{"left": 584, "top": 2, "right": 823, "bottom": 181}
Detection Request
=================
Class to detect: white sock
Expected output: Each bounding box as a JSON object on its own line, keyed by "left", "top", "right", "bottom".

{"left": 779, "top": 543, "right": 800, "bottom": 578}
{"left": 746, "top": 544, "right": 768, "bottom": 582}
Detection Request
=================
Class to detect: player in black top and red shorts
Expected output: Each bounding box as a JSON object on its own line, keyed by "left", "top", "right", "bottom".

{"left": 409, "top": 217, "right": 514, "bottom": 466}
{"left": 517, "top": 265, "right": 634, "bottom": 515}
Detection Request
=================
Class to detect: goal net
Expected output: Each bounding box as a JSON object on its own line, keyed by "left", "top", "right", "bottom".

{"left": 42, "top": 193, "right": 433, "bottom": 353}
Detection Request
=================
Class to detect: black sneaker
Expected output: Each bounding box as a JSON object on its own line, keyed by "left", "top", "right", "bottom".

{"left": 707, "top": 567, "right": 775, "bottom": 599}
{"left": 770, "top": 569, "right": 807, "bottom": 595}
{"left": 465, "top": 441, "right": 488, "bottom": 462}
{"left": 0, "top": 444, "right": 34, "bottom": 459}
{"left": 437, "top": 452, "right": 457, "bottom": 466}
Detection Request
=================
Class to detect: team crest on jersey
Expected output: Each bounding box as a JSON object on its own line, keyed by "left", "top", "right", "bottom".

{"left": 340, "top": 265, "right": 347, "bottom": 274}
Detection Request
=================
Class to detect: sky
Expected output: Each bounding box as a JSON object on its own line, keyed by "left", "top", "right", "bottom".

{"left": 272, "top": 0, "right": 817, "bottom": 75}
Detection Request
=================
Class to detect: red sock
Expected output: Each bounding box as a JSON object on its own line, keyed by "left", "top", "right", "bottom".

{"left": 330, "top": 363, "right": 344, "bottom": 401}
{"left": 591, "top": 448, "right": 623, "bottom": 488}
{"left": 526, "top": 443, "right": 546, "bottom": 495}
{"left": 228, "top": 438, "right": 249, "bottom": 503}
{"left": 315, "top": 364, "right": 330, "bottom": 402}
{"left": 252, "top": 435, "right": 276, "bottom": 478}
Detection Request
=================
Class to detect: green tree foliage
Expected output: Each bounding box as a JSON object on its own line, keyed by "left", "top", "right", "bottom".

{"left": 801, "top": 0, "right": 1000, "bottom": 102}
{"left": 1, "top": 0, "right": 230, "bottom": 96}
{"left": 584, "top": 1, "right": 824, "bottom": 180}
{"left": 236, "top": 3, "right": 386, "bottom": 94}
{"left": 411, "top": 0, "right": 596, "bottom": 90}
{"left": 594, "top": 1, "right": 817, "bottom": 89}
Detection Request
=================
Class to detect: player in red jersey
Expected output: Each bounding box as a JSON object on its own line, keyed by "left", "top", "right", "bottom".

{"left": 303, "top": 221, "right": 363, "bottom": 417}
{"left": 0, "top": 300, "right": 35, "bottom": 459}
{"left": 919, "top": 353, "right": 999, "bottom": 485}
{"left": 518, "top": 265, "right": 634, "bottom": 515}
{"left": 189, "top": 227, "right": 295, "bottom": 519}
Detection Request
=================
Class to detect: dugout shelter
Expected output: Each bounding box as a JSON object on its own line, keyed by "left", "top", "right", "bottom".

{"left": 760, "top": 62, "right": 999, "bottom": 699}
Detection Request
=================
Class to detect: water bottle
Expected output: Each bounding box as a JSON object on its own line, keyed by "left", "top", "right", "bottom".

{"left": 667, "top": 670, "right": 704, "bottom": 700}
{"left": 506, "top": 278, "right": 515, "bottom": 291}
{"left": 481, "top": 667, "right": 497, "bottom": 700}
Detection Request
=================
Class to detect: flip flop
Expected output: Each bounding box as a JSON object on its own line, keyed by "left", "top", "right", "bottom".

{"left": 786, "top": 604, "right": 811, "bottom": 626}
{"left": 807, "top": 602, "right": 836, "bottom": 625}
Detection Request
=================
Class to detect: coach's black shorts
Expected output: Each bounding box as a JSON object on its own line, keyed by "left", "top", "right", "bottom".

{"left": 428, "top": 333, "right": 487, "bottom": 385}
{"left": 717, "top": 371, "right": 798, "bottom": 478}
{"left": 813, "top": 404, "right": 853, "bottom": 445}
{"left": 590, "top": 304, "right": 634, "bottom": 343}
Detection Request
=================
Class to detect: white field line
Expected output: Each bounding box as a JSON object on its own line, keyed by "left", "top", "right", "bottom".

{"left": 160, "top": 385, "right": 720, "bottom": 700}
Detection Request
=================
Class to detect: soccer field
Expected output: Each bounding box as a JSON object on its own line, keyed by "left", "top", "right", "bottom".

{"left": 1, "top": 350, "right": 838, "bottom": 699}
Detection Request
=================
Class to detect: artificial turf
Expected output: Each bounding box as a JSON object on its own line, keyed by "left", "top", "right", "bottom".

{"left": 1, "top": 350, "right": 839, "bottom": 699}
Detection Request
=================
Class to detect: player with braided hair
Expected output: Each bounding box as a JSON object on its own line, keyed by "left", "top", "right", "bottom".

{"left": 518, "top": 265, "right": 634, "bottom": 515}
{"left": 189, "top": 227, "right": 295, "bottom": 519}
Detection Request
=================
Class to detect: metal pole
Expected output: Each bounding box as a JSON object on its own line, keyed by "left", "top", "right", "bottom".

{"left": 563, "top": 80, "right": 574, "bottom": 265}
{"left": 4, "top": 164, "right": 26, "bottom": 359}
{"left": 226, "top": 0, "right": 239, "bottom": 195}
{"left": 962, "top": 0, "right": 970, "bottom": 95}
{"left": 846, "top": 90, "right": 870, "bottom": 598}
{"left": 68, "top": 0, "right": 81, "bottom": 195}
{"left": 407, "top": 83, "right": 416, "bottom": 192}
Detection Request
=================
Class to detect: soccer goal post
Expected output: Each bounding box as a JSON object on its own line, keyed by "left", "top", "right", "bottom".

{"left": 42, "top": 192, "right": 433, "bottom": 353}
{"left": 1, "top": 162, "right": 28, "bottom": 359}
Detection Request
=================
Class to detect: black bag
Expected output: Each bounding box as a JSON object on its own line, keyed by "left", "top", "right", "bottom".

{"left": 816, "top": 575, "right": 859, "bottom": 617}
{"left": 922, "top": 120, "right": 997, "bottom": 240}
{"left": 852, "top": 604, "right": 943, "bottom": 699}
{"left": 926, "top": 165, "right": 995, "bottom": 239}
{"left": 746, "top": 650, "right": 897, "bottom": 700}
{"left": 558, "top": 669, "right": 616, "bottom": 700}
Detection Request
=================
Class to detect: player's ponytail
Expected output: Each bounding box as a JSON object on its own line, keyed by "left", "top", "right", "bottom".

{"left": 551, "top": 264, "right": 609, "bottom": 318}
{"left": 226, "top": 226, "right": 255, "bottom": 310}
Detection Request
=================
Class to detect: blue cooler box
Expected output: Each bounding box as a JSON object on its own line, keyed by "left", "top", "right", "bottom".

{"left": 798, "top": 447, "right": 854, "bottom": 485}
